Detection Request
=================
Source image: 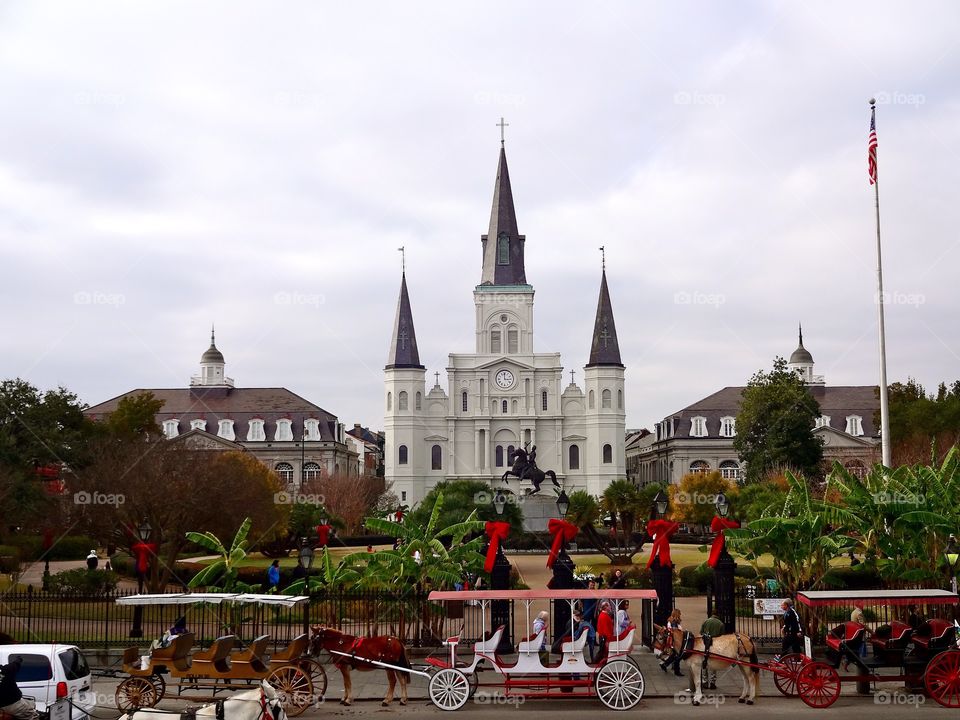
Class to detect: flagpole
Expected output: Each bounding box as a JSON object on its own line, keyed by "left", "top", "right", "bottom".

{"left": 870, "top": 98, "right": 892, "bottom": 468}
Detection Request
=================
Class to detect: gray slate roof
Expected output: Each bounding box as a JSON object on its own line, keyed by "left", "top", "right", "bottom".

{"left": 586, "top": 270, "right": 623, "bottom": 368}
{"left": 386, "top": 272, "right": 424, "bottom": 370}
{"left": 480, "top": 147, "right": 527, "bottom": 286}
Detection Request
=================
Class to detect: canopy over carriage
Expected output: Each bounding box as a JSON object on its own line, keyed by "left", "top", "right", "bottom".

{"left": 113, "top": 593, "right": 323, "bottom": 716}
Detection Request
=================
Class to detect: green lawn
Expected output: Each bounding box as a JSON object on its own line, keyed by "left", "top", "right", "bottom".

{"left": 187, "top": 546, "right": 384, "bottom": 568}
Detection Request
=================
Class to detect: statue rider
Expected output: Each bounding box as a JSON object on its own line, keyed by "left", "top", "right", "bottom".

{"left": 519, "top": 445, "right": 539, "bottom": 482}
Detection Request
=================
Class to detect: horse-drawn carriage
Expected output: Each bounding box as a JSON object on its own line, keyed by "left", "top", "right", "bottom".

{"left": 113, "top": 593, "right": 325, "bottom": 716}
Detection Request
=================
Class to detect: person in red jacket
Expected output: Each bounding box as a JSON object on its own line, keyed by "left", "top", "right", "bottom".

{"left": 595, "top": 601, "right": 615, "bottom": 660}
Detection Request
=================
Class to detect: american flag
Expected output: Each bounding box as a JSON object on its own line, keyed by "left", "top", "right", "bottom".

{"left": 868, "top": 106, "right": 878, "bottom": 185}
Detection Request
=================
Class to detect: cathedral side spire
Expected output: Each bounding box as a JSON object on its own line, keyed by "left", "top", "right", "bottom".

{"left": 586, "top": 268, "right": 623, "bottom": 368}
{"left": 386, "top": 272, "right": 424, "bottom": 370}
{"left": 480, "top": 145, "right": 526, "bottom": 286}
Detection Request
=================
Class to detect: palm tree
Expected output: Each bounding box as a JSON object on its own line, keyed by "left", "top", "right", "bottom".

{"left": 567, "top": 489, "right": 643, "bottom": 565}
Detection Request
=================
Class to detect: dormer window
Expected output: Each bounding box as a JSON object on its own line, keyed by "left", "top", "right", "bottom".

{"left": 690, "top": 416, "right": 708, "bottom": 438}
{"left": 247, "top": 419, "right": 265, "bottom": 442}
{"left": 719, "top": 416, "right": 736, "bottom": 438}
{"left": 217, "top": 419, "right": 235, "bottom": 441}
{"left": 163, "top": 420, "right": 179, "bottom": 439}
{"left": 815, "top": 415, "right": 831, "bottom": 429}
{"left": 497, "top": 233, "right": 509, "bottom": 264}
{"left": 190, "top": 419, "right": 206, "bottom": 432}
{"left": 845, "top": 415, "right": 864, "bottom": 436}
{"left": 304, "top": 418, "right": 320, "bottom": 441}
{"left": 275, "top": 418, "right": 293, "bottom": 441}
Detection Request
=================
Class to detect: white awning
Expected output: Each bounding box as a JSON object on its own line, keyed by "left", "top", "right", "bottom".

{"left": 115, "top": 593, "right": 309, "bottom": 607}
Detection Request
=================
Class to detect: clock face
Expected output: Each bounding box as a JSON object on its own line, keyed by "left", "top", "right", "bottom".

{"left": 495, "top": 369, "right": 515, "bottom": 389}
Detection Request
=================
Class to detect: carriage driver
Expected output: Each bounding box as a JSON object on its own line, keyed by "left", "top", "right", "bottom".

{"left": 780, "top": 598, "right": 803, "bottom": 656}
{"left": 0, "top": 656, "right": 39, "bottom": 720}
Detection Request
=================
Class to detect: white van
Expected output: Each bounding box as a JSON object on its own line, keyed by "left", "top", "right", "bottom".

{"left": 0, "top": 645, "right": 95, "bottom": 720}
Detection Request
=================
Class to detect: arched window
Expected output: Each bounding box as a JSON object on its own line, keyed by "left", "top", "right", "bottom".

{"left": 398, "top": 391, "right": 408, "bottom": 411}
{"left": 499, "top": 399, "right": 506, "bottom": 413}
{"left": 512, "top": 399, "right": 518, "bottom": 413}
{"left": 569, "top": 444, "right": 580, "bottom": 470}
{"left": 602, "top": 444, "right": 613, "bottom": 464}
{"left": 507, "top": 445, "right": 516, "bottom": 464}
{"left": 541, "top": 390, "right": 548, "bottom": 411}
{"left": 415, "top": 392, "right": 422, "bottom": 411}
{"left": 462, "top": 390, "right": 468, "bottom": 412}
{"left": 719, "top": 460, "right": 740, "bottom": 480}
{"left": 431, "top": 444, "right": 442, "bottom": 470}
{"left": 601, "top": 389, "right": 612, "bottom": 408}
{"left": 507, "top": 327, "right": 518, "bottom": 353}
{"left": 387, "top": 392, "right": 392, "bottom": 411}
{"left": 495, "top": 446, "right": 504, "bottom": 467}
{"left": 618, "top": 389, "right": 623, "bottom": 409}
{"left": 303, "top": 461, "right": 322, "bottom": 481}
{"left": 490, "top": 328, "right": 502, "bottom": 353}
{"left": 163, "top": 420, "right": 179, "bottom": 439}
{"left": 497, "top": 233, "right": 509, "bottom": 264}
{"left": 190, "top": 419, "right": 206, "bottom": 432}
{"left": 398, "top": 445, "right": 408, "bottom": 465}
{"left": 275, "top": 462, "right": 294, "bottom": 484}
{"left": 690, "top": 460, "right": 710, "bottom": 474}
{"left": 589, "top": 390, "right": 595, "bottom": 409}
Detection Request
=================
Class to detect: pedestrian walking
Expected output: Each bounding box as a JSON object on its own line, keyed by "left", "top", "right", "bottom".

{"left": 660, "top": 608, "right": 685, "bottom": 676}
{"left": 86, "top": 550, "right": 98, "bottom": 571}
{"left": 700, "top": 615, "right": 725, "bottom": 689}
{"left": 267, "top": 559, "right": 281, "bottom": 590}
{"left": 780, "top": 598, "right": 803, "bottom": 656}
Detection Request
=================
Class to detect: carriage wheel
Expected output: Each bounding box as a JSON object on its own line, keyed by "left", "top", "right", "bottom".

{"left": 595, "top": 658, "right": 645, "bottom": 710}
{"left": 772, "top": 653, "right": 807, "bottom": 697}
{"left": 796, "top": 662, "right": 841, "bottom": 708}
{"left": 429, "top": 668, "right": 470, "bottom": 711}
{"left": 116, "top": 677, "right": 159, "bottom": 711}
{"left": 267, "top": 665, "right": 314, "bottom": 717}
{"left": 295, "top": 657, "right": 328, "bottom": 701}
{"left": 467, "top": 671, "right": 478, "bottom": 698}
{"left": 148, "top": 673, "right": 166, "bottom": 699}
{"left": 925, "top": 650, "right": 960, "bottom": 708}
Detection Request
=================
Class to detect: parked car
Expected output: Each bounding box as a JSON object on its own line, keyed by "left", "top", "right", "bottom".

{"left": 0, "top": 644, "right": 95, "bottom": 720}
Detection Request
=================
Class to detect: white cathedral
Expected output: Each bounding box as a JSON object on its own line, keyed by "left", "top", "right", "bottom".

{"left": 384, "top": 144, "right": 627, "bottom": 506}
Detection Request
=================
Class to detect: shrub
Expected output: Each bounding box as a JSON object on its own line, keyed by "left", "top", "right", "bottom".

{"left": 48, "top": 568, "right": 119, "bottom": 595}
{"left": 0, "top": 545, "right": 20, "bottom": 574}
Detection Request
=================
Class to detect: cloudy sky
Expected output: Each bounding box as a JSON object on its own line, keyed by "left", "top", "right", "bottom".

{"left": 1, "top": 1, "right": 958, "bottom": 432}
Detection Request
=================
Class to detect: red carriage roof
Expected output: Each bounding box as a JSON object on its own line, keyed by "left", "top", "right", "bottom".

{"left": 797, "top": 589, "right": 959, "bottom": 607}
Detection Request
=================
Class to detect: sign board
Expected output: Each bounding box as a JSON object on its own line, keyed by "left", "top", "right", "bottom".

{"left": 804, "top": 635, "right": 813, "bottom": 659}
{"left": 754, "top": 598, "right": 786, "bottom": 616}
{"left": 49, "top": 698, "right": 70, "bottom": 720}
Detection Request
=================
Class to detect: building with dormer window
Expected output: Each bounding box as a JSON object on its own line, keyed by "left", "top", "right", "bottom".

{"left": 384, "top": 143, "right": 626, "bottom": 506}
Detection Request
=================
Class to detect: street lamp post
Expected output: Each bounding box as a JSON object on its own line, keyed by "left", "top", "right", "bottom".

{"left": 550, "top": 491, "right": 576, "bottom": 649}
{"left": 944, "top": 534, "right": 959, "bottom": 595}
{"left": 649, "top": 489, "right": 673, "bottom": 626}
{"left": 299, "top": 537, "right": 315, "bottom": 637}
{"left": 490, "top": 490, "right": 513, "bottom": 653}
{"left": 41, "top": 529, "right": 53, "bottom": 592}
{"left": 300, "top": 429, "right": 307, "bottom": 490}
{"left": 130, "top": 519, "right": 152, "bottom": 638}
{"left": 712, "top": 493, "right": 737, "bottom": 633}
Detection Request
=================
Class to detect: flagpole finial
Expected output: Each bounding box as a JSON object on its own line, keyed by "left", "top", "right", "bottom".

{"left": 869, "top": 97, "right": 876, "bottom": 106}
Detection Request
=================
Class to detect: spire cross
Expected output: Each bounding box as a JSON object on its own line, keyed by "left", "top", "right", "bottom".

{"left": 497, "top": 117, "right": 509, "bottom": 147}
{"left": 398, "top": 246, "right": 405, "bottom": 273}
{"left": 435, "top": 371, "right": 440, "bottom": 386}
{"left": 398, "top": 321, "right": 408, "bottom": 350}
{"left": 599, "top": 246, "right": 606, "bottom": 271}
{"left": 599, "top": 320, "right": 611, "bottom": 349}
{"left": 569, "top": 369, "right": 575, "bottom": 384}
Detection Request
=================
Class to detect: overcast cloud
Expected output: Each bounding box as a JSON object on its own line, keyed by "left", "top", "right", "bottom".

{"left": 1, "top": 1, "right": 958, "bottom": 432}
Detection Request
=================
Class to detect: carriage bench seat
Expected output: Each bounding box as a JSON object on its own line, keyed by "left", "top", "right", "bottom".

{"left": 474, "top": 626, "right": 505, "bottom": 654}
{"left": 121, "top": 646, "right": 158, "bottom": 676}
{"left": 608, "top": 626, "right": 636, "bottom": 654}
{"left": 517, "top": 629, "right": 546, "bottom": 654}
{"left": 230, "top": 634, "right": 271, "bottom": 676}
{"left": 268, "top": 633, "right": 308, "bottom": 670}
{"left": 825, "top": 622, "right": 867, "bottom": 653}
{"left": 911, "top": 619, "right": 956, "bottom": 651}
{"left": 188, "top": 635, "right": 236, "bottom": 677}
{"left": 151, "top": 632, "right": 195, "bottom": 674}
{"left": 870, "top": 621, "right": 912, "bottom": 650}
{"left": 560, "top": 627, "right": 590, "bottom": 655}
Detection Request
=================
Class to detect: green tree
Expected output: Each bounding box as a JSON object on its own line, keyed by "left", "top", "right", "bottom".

{"left": 668, "top": 472, "right": 737, "bottom": 527}
{"left": 566, "top": 489, "right": 645, "bottom": 565}
{"left": 885, "top": 378, "right": 960, "bottom": 465}
{"left": 103, "top": 392, "right": 164, "bottom": 439}
{"left": 406, "top": 480, "right": 524, "bottom": 534}
{"left": 734, "top": 357, "right": 823, "bottom": 483}
{"left": 734, "top": 475, "right": 789, "bottom": 523}
{"left": 187, "top": 516, "right": 259, "bottom": 592}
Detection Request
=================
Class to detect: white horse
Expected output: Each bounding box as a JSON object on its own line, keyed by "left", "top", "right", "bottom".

{"left": 121, "top": 682, "right": 287, "bottom": 720}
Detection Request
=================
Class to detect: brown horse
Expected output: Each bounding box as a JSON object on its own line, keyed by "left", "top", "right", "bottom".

{"left": 653, "top": 625, "right": 760, "bottom": 706}
{"left": 310, "top": 626, "right": 410, "bottom": 706}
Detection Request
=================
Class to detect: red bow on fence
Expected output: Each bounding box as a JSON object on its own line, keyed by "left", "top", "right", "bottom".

{"left": 131, "top": 542, "right": 158, "bottom": 576}
{"left": 484, "top": 521, "right": 510, "bottom": 573}
{"left": 707, "top": 516, "right": 741, "bottom": 567}
{"left": 546, "top": 519, "right": 578, "bottom": 568}
{"left": 316, "top": 524, "right": 332, "bottom": 547}
{"left": 645, "top": 519, "right": 679, "bottom": 568}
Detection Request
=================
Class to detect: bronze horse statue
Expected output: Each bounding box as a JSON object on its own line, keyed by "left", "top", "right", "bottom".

{"left": 500, "top": 445, "right": 559, "bottom": 494}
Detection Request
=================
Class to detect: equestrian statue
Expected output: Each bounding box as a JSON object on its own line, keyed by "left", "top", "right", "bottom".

{"left": 500, "top": 444, "right": 560, "bottom": 494}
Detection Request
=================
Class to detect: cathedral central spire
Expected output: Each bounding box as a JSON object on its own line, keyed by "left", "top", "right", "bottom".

{"left": 386, "top": 271, "right": 424, "bottom": 370}
{"left": 480, "top": 146, "right": 527, "bottom": 286}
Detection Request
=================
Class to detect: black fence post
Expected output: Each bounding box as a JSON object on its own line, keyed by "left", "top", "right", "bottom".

{"left": 713, "top": 553, "right": 737, "bottom": 633}
{"left": 550, "top": 548, "right": 576, "bottom": 648}
{"left": 490, "top": 544, "right": 513, "bottom": 654}
{"left": 650, "top": 556, "right": 673, "bottom": 626}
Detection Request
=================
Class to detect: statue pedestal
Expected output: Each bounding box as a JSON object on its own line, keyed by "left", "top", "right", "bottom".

{"left": 515, "top": 490, "right": 563, "bottom": 532}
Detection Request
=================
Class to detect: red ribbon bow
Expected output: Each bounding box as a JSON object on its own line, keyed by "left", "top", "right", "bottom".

{"left": 316, "top": 524, "right": 332, "bottom": 547}
{"left": 484, "top": 521, "right": 510, "bottom": 573}
{"left": 131, "top": 541, "right": 158, "bottom": 576}
{"left": 645, "top": 519, "right": 680, "bottom": 568}
{"left": 546, "top": 519, "right": 579, "bottom": 568}
{"left": 707, "top": 516, "right": 740, "bottom": 567}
